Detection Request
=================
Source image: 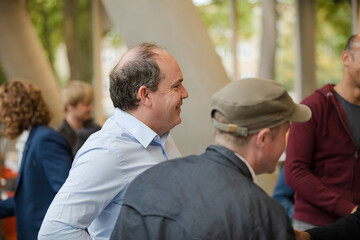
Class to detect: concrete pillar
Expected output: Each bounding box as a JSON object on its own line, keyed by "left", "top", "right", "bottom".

{"left": 259, "top": 0, "right": 277, "bottom": 80}
{"left": 231, "top": 0, "right": 239, "bottom": 81}
{"left": 352, "top": 0, "right": 360, "bottom": 34}
{"left": 92, "top": 0, "right": 106, "bottom": 125}
{"left": 294, "top": 0, "right": 316, "bottom": 100}
{"left": 101, "top": 0, "right": 230, "bottom": 155}
{"left": 0, "top": 0, "right": 63, "bottom": 127}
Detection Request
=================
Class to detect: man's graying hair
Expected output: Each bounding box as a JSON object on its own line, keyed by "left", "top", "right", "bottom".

{"left": 109, "top": 42, "right": 164, "bottom": 111}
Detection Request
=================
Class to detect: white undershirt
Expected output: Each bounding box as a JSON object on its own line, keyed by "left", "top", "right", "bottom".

{"left": 15, "top": 129, "right": 30, "bottom": 169}
{"left": 234, "top": 152, "right": 258, "bottom": 184}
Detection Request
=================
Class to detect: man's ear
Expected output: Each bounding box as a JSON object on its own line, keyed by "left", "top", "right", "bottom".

{"left": 66, "top": 103, "right": 74, "bottom": 112}
{"left": 137, "top": 86, "right": 152, "bottom": 107}
{"left": 342, "top": 50, "right": 351, "bottom": 67}
{"left": 255, "top": 128, "right": 271, "bottom": 148}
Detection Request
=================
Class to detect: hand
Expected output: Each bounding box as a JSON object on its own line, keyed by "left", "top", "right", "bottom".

{"left": 294, "top": 230, "right": 310, "bottom": 240}
{"left": 351, "top": 205, "right": 358, "bottom": 214}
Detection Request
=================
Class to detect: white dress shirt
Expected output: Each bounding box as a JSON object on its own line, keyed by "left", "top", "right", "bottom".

{"left": 39, "top": 108, "right": 181, "bottom": 240}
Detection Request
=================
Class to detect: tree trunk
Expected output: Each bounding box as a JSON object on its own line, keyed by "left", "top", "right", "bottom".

{"left": 63, "top": 0, "right": 93, "bottom": 83}
{"left": 352, "top": 0, "right": 360, "bottom": 34}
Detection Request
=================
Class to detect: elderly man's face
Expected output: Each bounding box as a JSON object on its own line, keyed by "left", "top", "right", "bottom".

{"left": 150, "top": 51, "right": 189, "bottom": 136}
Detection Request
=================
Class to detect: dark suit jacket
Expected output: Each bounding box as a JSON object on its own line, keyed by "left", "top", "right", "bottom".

{"left": 0, "top": 125, "right": 72, "bottom": 240}
{"left": 57, "top": 119, "right": 101, "bottom": 157}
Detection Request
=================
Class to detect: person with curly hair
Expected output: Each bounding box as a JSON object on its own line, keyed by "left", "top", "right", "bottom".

{"left": 0, "top": 79, "right": 72, "bottom": 240}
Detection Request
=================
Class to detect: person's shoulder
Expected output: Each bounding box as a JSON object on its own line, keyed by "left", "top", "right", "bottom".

{"left": 300, "top": 84, "right": 334, "bottom": 116}
{"left": 83, "top": 120, "right": 101, "bottom": 130}
{"left": 55, "top": 119, "right": 67, "bottom": 131}
{"left": 32, "top": 125, "right": 68, "bottom": 143}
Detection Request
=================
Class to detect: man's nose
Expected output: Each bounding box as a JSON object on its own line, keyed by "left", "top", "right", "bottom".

{"left": 181, "top": 85, "right": 189, "bottom": 99}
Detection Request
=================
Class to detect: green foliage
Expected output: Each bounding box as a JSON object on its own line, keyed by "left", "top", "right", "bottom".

{"left": 0, "top": 64, "right": 6, "bottom": 85}
{"left": 315, "top": 0, "right": 351, "bottom": 87}
{"left": 26, "top": 0, "right": 63, "bottom": 69}
{"left": 196, "top": 0, "right": 352, "bottom": 93}
{"left": 104, "top": 28, "right": 124, "bottom": 48}
{"left": 275, "top": 1, "right": 296, "bottom": 91}
{"left": 196, "top": 0, "right": 258, "bottom": 47}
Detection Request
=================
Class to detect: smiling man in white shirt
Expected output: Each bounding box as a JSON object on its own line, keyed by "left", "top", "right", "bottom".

{"left": 39, "top": 42, "right": 189, "bottom": 240}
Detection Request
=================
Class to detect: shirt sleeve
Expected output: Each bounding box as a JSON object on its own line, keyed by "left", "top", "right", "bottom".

{"left": 38, "top": 146, "right": 125, "bottom": 240}
{"left": 0, "top": 197, "right": 15, "bottom": 218}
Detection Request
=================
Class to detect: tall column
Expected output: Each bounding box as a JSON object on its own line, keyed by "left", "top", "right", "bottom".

{"left": 92, "top": 0, "right": 105, "bottom": 125}
{"left": 102, "top": 0, "right": 230, "bottom": 155}
{"left": 0, "top": 0, "right": 63, "bottom": 126}
{"left": 352, "top": 0, "right": 360, "bottom": 34}
{"left": 294, "top": 0, "right": 316, "bottom": 101}
{"left": 231, "top": 0, "right": 239, "bottom": 81}
{"left": 259, "top": 0, "right": 277, "bottom": 80}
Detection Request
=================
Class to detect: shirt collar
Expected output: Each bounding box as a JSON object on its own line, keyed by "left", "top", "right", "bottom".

{"left": 115, "top": 108, "right": 169, "bottom": 149}
{"left": 234, "top": 152, "right": 257, "bottom": 183}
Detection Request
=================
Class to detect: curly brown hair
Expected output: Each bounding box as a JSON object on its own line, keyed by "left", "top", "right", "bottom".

{"left": 0, "top": 79, "right": 52, "bottom": 139}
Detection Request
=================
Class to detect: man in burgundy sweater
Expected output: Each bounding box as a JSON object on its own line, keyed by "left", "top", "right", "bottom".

{"left": 285, "top": 34, "right": 360, "bottom": 230}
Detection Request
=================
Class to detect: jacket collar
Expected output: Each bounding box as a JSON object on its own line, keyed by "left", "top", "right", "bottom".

{"left": 205, "top": 145, "right": 253, "bottom": 181}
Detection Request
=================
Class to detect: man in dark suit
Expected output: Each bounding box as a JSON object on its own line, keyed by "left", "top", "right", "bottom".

{"left": 0, "top": 79, "right": 72, "bottom": 240}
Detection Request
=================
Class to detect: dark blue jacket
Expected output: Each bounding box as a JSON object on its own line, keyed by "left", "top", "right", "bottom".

{"left": 111, "top": 145, "right": 295, "bottom": 240}
{"left": 0, "top": 125, "right": 72, "bottom": 240}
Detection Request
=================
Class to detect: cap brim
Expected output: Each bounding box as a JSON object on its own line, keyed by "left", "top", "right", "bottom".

{"left": 288, "top": 104, "right": 312, "bottom": 123}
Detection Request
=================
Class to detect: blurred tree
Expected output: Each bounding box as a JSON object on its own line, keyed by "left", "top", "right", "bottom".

{"left": 26, "top": 0, "right": 94, "bottom": 85}
{"left": 26, "top": 0, "right": 63, "bottom": 77}
{"left": 196, "top": 0, "right": 258, "bottom": 50}
{"left": 195, "top": 0, "right": 352, "bottom": 92}
{"left": 275, "top": 0, "right": 295, "bottom": 91}
{"left": 0, "top": 64, "right": 6, "bottom": 85}
{"left": 316, "top": 0, "right": 351, "bottom": 87}
{"left": 63, "top": 0, "right": 93, "bottom": 84}
{"left": 0, "top": 0, "right": 64, "bottom": 126}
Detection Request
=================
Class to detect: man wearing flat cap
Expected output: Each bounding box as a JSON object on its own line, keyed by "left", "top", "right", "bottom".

{"left": 110, "top": 78, "right": 312, "bottom": 240}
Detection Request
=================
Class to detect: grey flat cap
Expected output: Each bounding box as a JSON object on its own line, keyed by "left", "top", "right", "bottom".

{"left": 211, "top": 77, "right": 311, "bottom": 136}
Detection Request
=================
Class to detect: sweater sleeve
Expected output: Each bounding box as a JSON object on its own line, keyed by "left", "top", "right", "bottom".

{"left": 0, "top": 196, "right": 15, "bottom": 218}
